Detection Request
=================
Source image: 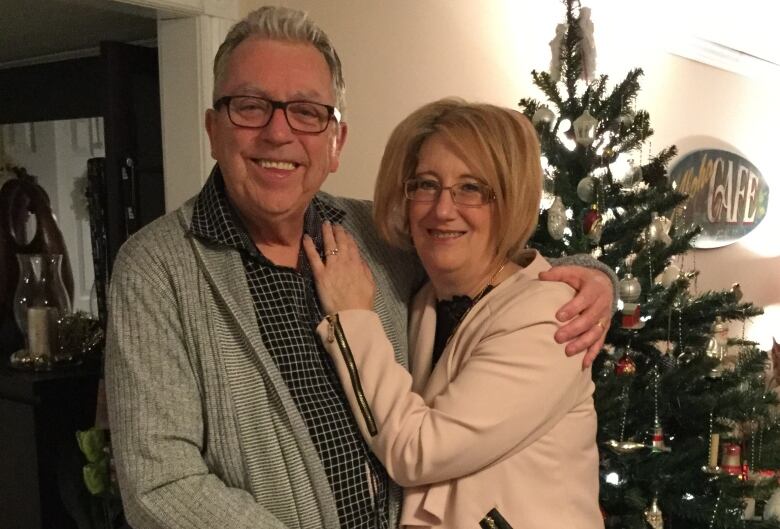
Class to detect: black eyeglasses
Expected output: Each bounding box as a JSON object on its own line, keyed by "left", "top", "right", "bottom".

{"left": 404, "top": 178, "right": 496, "bottom": 207}
{"left": 213, "top": 95, "right": 341, "bottom": 133}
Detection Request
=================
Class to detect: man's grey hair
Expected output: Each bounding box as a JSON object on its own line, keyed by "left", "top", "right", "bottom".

{"left": 212, "top": 6, "right": 346, "bottom": 115}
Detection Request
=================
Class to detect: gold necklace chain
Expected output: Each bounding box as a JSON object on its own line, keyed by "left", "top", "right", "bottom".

{"left": 442, "top": 259, "right": 508, "bottom": 350}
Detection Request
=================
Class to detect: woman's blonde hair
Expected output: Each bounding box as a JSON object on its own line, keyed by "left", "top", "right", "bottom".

{"left": 373, "top": 98, "right": 542, "bottom": 261}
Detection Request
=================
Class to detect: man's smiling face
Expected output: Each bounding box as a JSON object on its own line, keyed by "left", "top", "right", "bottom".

{"left": 205, "top": 37, "right": 347, "bottom": 230}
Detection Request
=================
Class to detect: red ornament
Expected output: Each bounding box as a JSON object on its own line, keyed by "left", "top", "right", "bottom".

{"left": 615, "top": 354, "right": 636, "bottom": 376}
{"left": 621, "top": 303, "right": 641, "bottom": 328}
{"left": 582, "top": 206, "right": 602, "bottom": 235}
{"left": 651, "top": 426, "right": 665, "bottom": 451}
{"left": 721, "top": 443, "right": 741, "bottom": 475}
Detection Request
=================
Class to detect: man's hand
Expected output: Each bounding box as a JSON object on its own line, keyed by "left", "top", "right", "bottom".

{"left": 539, "top": 265, "right": 613, "bottom": 368}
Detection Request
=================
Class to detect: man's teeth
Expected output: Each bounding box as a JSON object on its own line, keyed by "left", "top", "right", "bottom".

{"left": 259, "top": 159, "right": 297, "bottom": 170}
{"left": 430, "top": 230, "right": 463, "bottom": 239}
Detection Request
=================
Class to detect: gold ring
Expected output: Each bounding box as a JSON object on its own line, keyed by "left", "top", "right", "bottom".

{"left": 596, "top": 318, "right": 607, "bottom": 330}
{"left": 326, "top": 248, "right": 340, "bottom": 256}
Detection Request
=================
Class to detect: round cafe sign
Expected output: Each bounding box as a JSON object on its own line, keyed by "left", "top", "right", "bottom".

{"left": 669, "top": 149, "right": 769, "bottom": 249}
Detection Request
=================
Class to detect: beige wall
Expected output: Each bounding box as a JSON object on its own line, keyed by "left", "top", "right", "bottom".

{"left": 239, "top": 0, "right": 779, "bottom": 347}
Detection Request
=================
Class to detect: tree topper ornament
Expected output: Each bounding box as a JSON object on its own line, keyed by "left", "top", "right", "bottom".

{"left": 549, "top": 23, "right": 568, "bottom": 82}
{"left": 578, "top": 7, "right": 597, "bottom": 82}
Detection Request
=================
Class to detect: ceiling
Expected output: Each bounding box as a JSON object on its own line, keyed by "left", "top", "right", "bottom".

{"left": 0, "top": 0, "right": 775, "bottom": 71}
{"left": 0, "top": 0, "right": 157, "bottom": 66}
{"left": 669, "top": 0, "right": 778, "bottom": 67}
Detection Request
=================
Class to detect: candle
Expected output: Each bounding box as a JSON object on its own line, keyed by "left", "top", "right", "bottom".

{"left": 27, "top": 306, "right": 58, "bottom": 359}
{"left": 708, "top": 433, "right": 720, "bottom": 468}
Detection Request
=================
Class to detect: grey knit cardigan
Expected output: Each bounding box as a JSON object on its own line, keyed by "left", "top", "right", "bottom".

{"left": 105, "top": 193, "right": 421, "bottom": 529}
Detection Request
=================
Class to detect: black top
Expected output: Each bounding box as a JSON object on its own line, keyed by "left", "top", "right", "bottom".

{"left": 432, "top": 285, "right": 495, "bottom": 369}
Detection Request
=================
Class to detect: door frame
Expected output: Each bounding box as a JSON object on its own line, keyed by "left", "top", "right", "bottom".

{"left": 111, "top": 0, "right": 239, "bottom": 211}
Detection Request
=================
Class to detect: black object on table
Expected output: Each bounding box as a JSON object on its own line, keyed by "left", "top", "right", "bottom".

{"left": 0, "top": 361, "right": 100, "bottom": 529}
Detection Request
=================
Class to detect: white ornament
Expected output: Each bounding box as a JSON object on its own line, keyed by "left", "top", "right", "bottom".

{"left": 646, "top": 212, "right": 672, "bottom": 246}
{"left": 576, "top": 175, "right": 597, "bottom": 202}
{"left": 547, "top": 196, "right": 566, "bottom": 240}
{"left": 655, "top": 264, "right": 681, "bottom": 288}
{"left": 549, "top": 23, "right": 568, "bottom": 82}
{"left": 578, "top": 7, "right": 597, "bottom": 82}
{"left": 572, "top": 110, "right": 598, "bottom": 147}
{"left": 764, "top": 483, "right": 780, "bottom": 520}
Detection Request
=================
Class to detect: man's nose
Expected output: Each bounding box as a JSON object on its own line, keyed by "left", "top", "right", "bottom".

{"left": 261, "top": 108, "right": 295, "bottom": 142}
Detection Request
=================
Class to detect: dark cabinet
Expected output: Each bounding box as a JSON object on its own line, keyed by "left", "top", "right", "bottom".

{"left": 0, "top": 364, "right": 100, "bottom": 529}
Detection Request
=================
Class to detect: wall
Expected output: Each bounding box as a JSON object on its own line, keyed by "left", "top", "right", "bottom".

{"left": 239, "top": 0, "right": 779, "bottom": 347}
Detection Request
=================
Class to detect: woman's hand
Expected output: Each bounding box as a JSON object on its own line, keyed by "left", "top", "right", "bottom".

{"left": 302, "top": 222, "right": 376, "bottom": 315}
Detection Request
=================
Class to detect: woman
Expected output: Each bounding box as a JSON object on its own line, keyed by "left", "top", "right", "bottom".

{"left": 302, "top": 99, "right": 603, "bottom": 528}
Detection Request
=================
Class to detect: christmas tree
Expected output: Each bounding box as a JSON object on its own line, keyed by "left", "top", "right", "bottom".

{"left": 520, "top": 1, "right": 780, "bottom": 527}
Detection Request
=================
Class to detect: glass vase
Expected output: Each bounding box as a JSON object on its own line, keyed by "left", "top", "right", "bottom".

{"left": 12, "top": 253, "right": 72, "bottom": 369}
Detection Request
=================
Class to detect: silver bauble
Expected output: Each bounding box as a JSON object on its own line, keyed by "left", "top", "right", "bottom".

{"left": 531, "top": 105, "right": 555, "bottom": 126}
{"left": 619, "top": 274, "right": 641, "bottom": 303}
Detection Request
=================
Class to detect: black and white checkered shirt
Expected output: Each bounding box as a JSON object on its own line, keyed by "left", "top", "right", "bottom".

{"left": 190, "top": 169, "right": 389, "bottom": 528}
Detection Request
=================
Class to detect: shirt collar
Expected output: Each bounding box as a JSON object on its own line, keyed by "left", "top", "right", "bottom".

{"left": 190, "top": 166, "right": 346, "bottom": 266}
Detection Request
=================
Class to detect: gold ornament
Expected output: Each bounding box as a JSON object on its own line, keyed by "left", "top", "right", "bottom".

{"left": 605, "top": 439, "right": 645, "bottom": 454}
{"left": 644, "top": 497, "right": 664, "bottom": 529}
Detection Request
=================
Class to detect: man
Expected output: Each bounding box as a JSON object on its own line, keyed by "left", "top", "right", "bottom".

{"left": 105, "top": 6, "right": 613, "bottom": 529}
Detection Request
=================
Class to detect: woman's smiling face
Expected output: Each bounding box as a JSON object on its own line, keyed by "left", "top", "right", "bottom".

{"left": 408, "top": 133, "right": 498, "bottom": 297}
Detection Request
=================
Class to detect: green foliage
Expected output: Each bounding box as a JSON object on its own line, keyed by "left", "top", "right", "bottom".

{"left": 524, "top": 1, "right": 780, "bottom": 526}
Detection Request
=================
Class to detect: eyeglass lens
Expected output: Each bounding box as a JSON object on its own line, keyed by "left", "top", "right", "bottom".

{"left": 404, "top": 180, "right": 492, "bottom": 206}
{"left": 228, "top": 96, "right": 332, "bottom": 132}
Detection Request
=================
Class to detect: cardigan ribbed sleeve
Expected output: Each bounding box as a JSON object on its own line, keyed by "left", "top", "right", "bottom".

{"left": 105, "top": 226, "right": 290, "bottom": 529}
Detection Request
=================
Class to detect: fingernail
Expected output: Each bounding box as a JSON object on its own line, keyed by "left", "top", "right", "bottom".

{"left": 558, "top": 311, "right": 569, "bottom": 320}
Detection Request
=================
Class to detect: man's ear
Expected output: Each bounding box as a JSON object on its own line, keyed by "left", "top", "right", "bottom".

{"left": 329, "top": 122, "right": 348, "bottom": 173}
{"left": 205, "top": 109, "right": 218, "bottom": 160}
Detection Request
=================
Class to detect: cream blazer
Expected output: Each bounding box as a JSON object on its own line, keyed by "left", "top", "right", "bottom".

{"left": 317, "top": 250, "right": 603, "bottom": 529}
